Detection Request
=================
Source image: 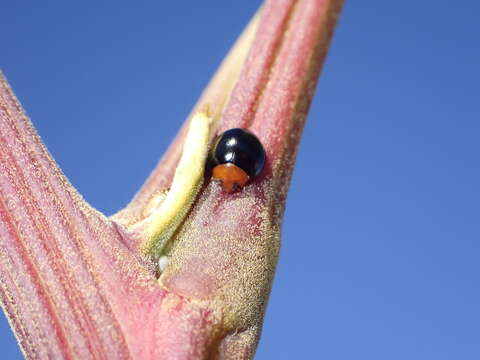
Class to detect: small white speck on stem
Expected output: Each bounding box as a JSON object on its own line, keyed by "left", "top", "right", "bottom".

{"left": 158, "top": 256, "right": 169, "bottom": 272}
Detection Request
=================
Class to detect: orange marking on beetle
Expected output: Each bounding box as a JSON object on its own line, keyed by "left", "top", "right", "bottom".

{"left": 212, "top": 163, "right": 250, "bottom": 193}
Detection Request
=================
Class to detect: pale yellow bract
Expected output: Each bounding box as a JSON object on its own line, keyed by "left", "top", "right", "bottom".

{"left": 143, "top": 111, "right": 213, "bottom": 258}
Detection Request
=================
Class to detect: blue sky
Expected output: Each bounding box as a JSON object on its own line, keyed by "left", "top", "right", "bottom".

{"left": 1, "top": 1, "right": 479, "bottom": 359}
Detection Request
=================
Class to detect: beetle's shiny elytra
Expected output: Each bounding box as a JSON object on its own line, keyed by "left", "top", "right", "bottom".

{"left": 211, "top": 128, "right": 266, "bottom": 192}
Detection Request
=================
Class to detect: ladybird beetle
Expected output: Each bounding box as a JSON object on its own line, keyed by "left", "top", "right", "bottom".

{"left": 211, "top": 128, "right": 266, "bottom": 192}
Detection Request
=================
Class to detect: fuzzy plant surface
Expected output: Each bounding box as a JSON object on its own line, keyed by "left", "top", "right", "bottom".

{"left": 0, "top": 0, "right": 343, "bottom": 359}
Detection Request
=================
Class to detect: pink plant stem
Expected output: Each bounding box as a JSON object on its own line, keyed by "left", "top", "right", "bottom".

{"left": 0, "top": 75, "right": 135, "bottom": 357}
{"left": 0, "top": 0, "right": 343, "bottom": 358}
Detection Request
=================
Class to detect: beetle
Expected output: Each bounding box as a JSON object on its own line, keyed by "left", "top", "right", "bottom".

{"left": 210, "top": 128, "right": 266, "bottom": 192}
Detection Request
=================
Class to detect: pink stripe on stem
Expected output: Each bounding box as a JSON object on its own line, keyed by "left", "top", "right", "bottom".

{"left": 219, "top": 0, "right": 296, "bottom": 130}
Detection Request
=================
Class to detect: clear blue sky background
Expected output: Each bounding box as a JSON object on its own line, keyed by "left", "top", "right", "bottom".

{"left": 1, "top": 1, "right": 479, "bottom": 359}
